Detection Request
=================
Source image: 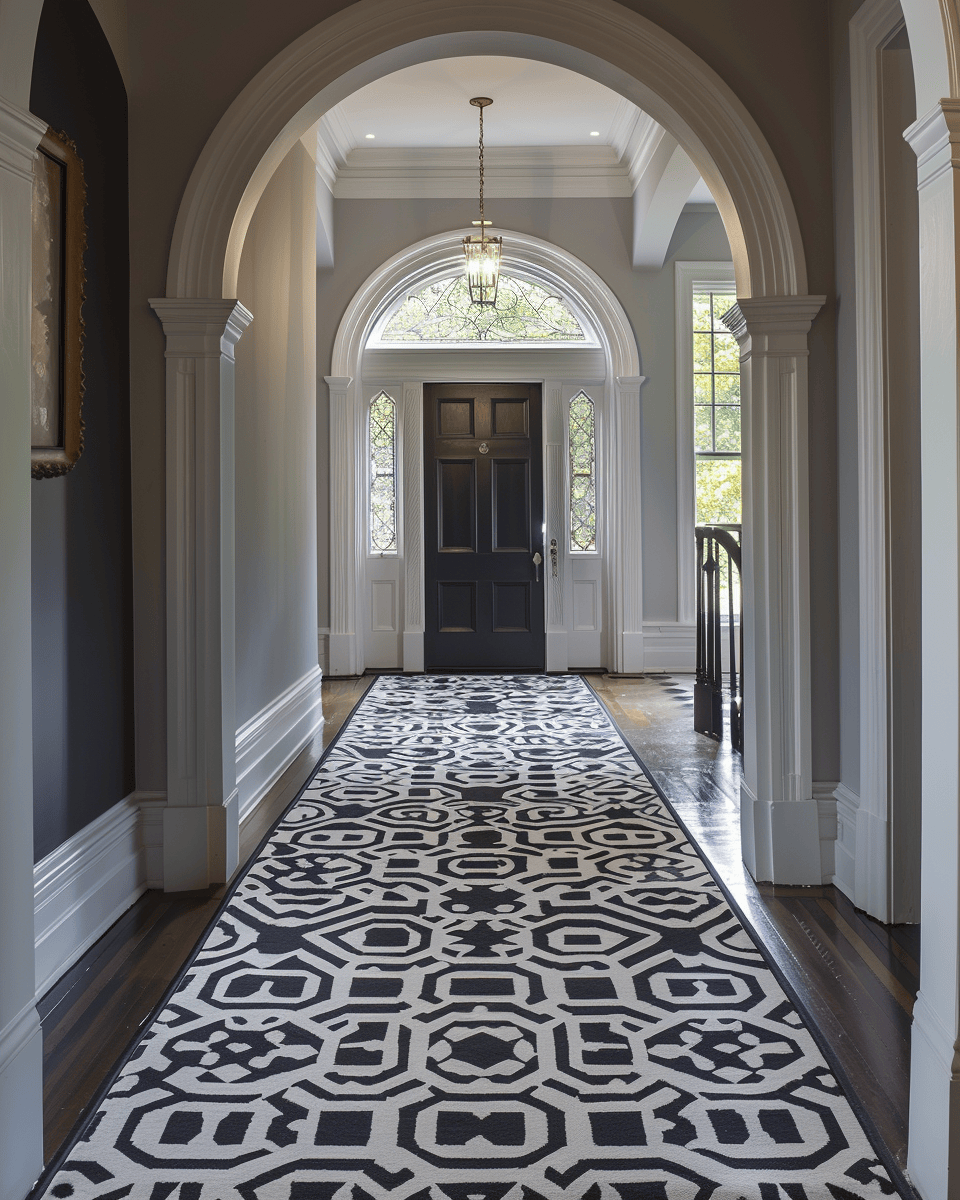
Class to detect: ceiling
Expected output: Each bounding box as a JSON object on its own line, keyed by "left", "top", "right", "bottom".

{"left": 334, "top": 57, "right": 629, "bottom": 148}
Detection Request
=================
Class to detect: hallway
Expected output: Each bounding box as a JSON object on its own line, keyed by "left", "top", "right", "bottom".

{"left": 37, "top": 675, "right": 918, "bottom": 1186}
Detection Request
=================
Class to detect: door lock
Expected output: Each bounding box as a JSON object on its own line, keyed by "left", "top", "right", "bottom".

{"left": 532, "top": 551, "right": 543, "bottom": 582}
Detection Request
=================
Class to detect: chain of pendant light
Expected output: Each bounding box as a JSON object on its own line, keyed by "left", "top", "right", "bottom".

{"left": 477, "top": 101, "right": 486, "bottom": 232}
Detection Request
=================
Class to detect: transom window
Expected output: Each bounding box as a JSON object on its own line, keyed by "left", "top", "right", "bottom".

{"left": 569, "top": 392, "right": 597, "bottom": 552}
{"left": 379, "top": 273, "right": 587, "bottom": 343}
{"left": 693, "top": 290, "right": 741, "bottom": 525}
{"left": 369, "top": 392, "right": 398, "bottom": 553}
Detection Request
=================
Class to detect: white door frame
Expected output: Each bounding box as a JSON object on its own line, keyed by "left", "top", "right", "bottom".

{"left": 328, "top": 229, "right": 644, "bottom": 677}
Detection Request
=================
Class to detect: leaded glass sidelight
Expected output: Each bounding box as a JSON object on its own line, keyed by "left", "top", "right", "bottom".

{"left": 569, "top": 392, "right": 597, "bottom": 552}
{"left": 369, "top": 392, "right": 398, "bottom": 553}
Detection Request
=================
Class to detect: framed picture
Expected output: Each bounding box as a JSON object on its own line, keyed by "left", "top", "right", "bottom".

{"left": 31, "top": 126, "right": 86, "bottom": 480}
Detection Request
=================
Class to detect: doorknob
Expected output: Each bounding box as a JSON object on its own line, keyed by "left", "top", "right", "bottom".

{"left": 532, "top": 551, "right": 542, "bottom": 583}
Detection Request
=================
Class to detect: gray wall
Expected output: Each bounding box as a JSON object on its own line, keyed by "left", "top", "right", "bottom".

{"left": 235, "top": 141, "right": 319, "bottom": 729}
{"left": 316, "top": 199, "right": 732, "bottom": 631}
{"left": 30, "top": 0, "right": 135, "bottom": 862}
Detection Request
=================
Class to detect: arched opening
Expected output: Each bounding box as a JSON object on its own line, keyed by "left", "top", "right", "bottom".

{"left": 325, "top": 228, "right": 642, "bottom": 677}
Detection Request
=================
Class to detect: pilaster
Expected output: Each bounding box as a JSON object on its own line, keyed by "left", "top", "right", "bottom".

{"left": 904, "top": 98, "right": 960, "bottom": 1200}
{"left": 402, "top": 381, "right": 425, "bottom": 672}
{"left": 149, "top": 298, "right": 253, "bottom": 891}
{"left": 609, "top": 376, "right": 645, "bottom": 673}
{"left": 326, "top": 376, "right": 364, "bottom": 676}
{"left": 723, "top": 296, "right": 825, "bottom": 884}
{"left": 0, "top": 95, "right": 47, "bottom": 1200}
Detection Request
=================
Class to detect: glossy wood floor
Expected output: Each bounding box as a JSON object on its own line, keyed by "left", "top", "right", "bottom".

{"left": 38, "top": 672, "right": 918, "bottom": 1183}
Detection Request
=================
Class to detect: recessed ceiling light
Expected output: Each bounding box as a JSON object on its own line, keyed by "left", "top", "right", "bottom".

{"left": 365, "top": 133, "right": 376, "bottom": 139}
{"left": 590, "top": 131, "right": 600, "bottom": 137}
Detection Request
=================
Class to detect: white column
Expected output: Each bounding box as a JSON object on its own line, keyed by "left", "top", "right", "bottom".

{"left": 326, "top": 375, "right": 364, "bottom": 676}
{"left": 149, "top": 299, "right": 252, "bottom": 892}
{"left": 723, "top": 297, "right": 825, "bottom": 884}
{"left": 609, "top": 375, "right": 645, "bottom": 673}
{"left": 401, "top": 381, "right": 424, "bottom": 673}
{"left": 0, "top": 96, "right": 46, "bottom": 1200}
{"left": 905, "top": 99, "right": 960, "bottom": 1200}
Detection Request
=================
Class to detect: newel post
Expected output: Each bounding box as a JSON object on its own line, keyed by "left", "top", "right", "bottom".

{"left": 723, "top": 296, "right": 825, "bottom": 883}
{"left": 149, "top": 298, "right": 253, "bottom": 891}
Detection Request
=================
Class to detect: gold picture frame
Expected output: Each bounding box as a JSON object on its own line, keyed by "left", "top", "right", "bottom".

{"left": 31, "top": 126, "right": 87, "bottom": 480}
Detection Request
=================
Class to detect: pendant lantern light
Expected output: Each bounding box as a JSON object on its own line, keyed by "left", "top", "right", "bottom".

{"left": 462, "top": 97, "right": 502, "bottom": 305}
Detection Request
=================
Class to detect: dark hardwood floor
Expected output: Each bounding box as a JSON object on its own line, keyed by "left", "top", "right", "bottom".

{"left": 38, "top": 671, "right": 918, "bottom": 1181}
{"left": 587, "top": 673, "right": 919, "bottom": 1176}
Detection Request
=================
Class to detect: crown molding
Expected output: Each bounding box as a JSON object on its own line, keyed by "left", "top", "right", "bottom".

{"left": 333, "top": 144, "right": 633, "bottom": 198}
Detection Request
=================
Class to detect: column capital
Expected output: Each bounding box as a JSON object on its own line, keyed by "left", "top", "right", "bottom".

{"left": 0, "top": 96, "right": 46, "bottom": 182}
{"left": 324, "top": 375, "right": 353, "bottom": 393}
{"left": 615, "top": 375, "right": 646, "bottom": 390}
{"left": 722, "top": 296, "right": 826, "bottom": 350}
{"left": 905, "top": 99, "right": 960, "bottom": 188}
{"left": 149, "top": 298, "right": 253, "bottom": 358}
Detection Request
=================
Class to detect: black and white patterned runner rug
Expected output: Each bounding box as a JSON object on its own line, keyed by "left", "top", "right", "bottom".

{"left": 37, "top": 675, "right": 906, "bottom": 1200}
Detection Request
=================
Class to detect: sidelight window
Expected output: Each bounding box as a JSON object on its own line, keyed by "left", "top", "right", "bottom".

{"left": 369, "top": 391, "right": 398, "bottom": 553}
{"left": 569, "top": 392, "right": 597, "bottom": 552}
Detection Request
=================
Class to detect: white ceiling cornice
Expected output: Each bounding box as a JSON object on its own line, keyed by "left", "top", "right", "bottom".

{"left": 333, "top": 144, "right": 634, "bottom": 198}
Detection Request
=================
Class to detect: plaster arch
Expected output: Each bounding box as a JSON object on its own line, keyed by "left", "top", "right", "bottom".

{"left": 326, "top": 228, "right": 644, "bottom": 679}
{"left": 165, "top": 0, "right": 809, "bottom": 302}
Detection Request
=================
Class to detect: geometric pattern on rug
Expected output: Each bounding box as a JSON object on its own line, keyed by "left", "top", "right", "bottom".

{"left": 36, "top": 675, "right": 904, "bottom": 1200}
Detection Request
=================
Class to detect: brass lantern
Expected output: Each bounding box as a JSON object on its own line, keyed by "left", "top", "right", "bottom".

{"left": 462, "top": 97, "right": 502, "bottom": 305}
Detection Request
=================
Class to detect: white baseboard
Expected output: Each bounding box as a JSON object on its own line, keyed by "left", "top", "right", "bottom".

{"left": 318, "top": 627, "right": 330, "bottom": 674}
{"left": 832, "top": 782, "right": 859, "bottom": 901}
{"left": 236, "top": 665, "right": 324, "bottom": 823}
{"left": 34, "top": 794, "right": 148, "bottom": 999}
{"left": 813, "top": 781, "right": 838, "bottom": 884}
{"left": 642, "top": 622, "right": 696, "bottom": 671}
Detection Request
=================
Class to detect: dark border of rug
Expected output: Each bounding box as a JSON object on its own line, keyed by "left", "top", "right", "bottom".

{"left": 584, "top": 676, "right": 920, "bottom": 1200}
{"left": 28, "top": 677, "right": 382, "bottom": 1199}
{"left": 32, "top": 672, "right": 919, "bottom": 1200}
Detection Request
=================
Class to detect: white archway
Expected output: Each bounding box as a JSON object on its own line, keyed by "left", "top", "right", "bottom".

{"left": 325, "top": 228, "right": 643, "bottom": 678}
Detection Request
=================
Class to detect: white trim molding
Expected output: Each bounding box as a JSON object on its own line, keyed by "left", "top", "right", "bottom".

{"left": 235, "top": 666, "right": 324, "bottom": 822}
{"left": 849, "top": 0, "right": 909, "bottom": 925}
{"left": 33, "top": 795, "right": 148, "bottom": 1000}
{"left": 832, "top": 782, "right": 860, "bottom": 900}
{"left": 163, "top": 0, "right": 807, "bottom": 301}
{"left": 641, "top": 622, "right": 696, "bottom": 671}
{"left": 674, "top": 262, "right": 737, "bottom": 626}
{"left": 328, "top": 229, "right": 642, "bottom": 677}
{"left": 813, "top": 781, "right": 840, "bottom": 886}
{"left": 723, "top": 296, "right": 825, "bottom": 884}
{"left": 149, "top": 298, "right": 254, "bottom": 891}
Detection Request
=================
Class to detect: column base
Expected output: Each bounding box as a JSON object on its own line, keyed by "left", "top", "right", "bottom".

{"left": 909, "top": 993, "right": 960, "bottom": 1199}
{"left": 0, "top": 1005, "right": 42, "bottom": 1200}
{"left": 546, "top": 631, "right": 568, "bottom": 673}
{"left": 162, "top": 792, "right": 239, "bottom": 891}
{"left": 619, "top": 631, "right": 645, "bottom": 674}
{"left": 740, "top": 783, "right": 822, "bottom": 883}
{"left": 329, "top": 631, "right": 360, "bottom": 676}
{"left": 402, "top": 630, "right": 424, "bottom": 673}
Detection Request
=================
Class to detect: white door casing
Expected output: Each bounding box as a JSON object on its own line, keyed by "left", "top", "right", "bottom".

{"left": 327, "top": 229, "right": 643, "bottom": 675}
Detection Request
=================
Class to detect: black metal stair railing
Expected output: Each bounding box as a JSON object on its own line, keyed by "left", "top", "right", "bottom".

{"left": 694, "top": 524, "right": 743, "bottom": 752}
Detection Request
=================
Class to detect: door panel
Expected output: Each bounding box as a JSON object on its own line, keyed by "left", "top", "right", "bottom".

{"left": 424, "top": 383, "right": 544, "bottom": 670}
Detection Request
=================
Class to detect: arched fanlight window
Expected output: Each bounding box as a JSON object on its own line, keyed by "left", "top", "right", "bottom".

{"left": 369, "top": 392, "right": 398, "bottom": 553}
{"left": 379, "top": 273, "right": 587, "bottom": 343}
{"left": 569, "top": 392, "right": 597, "bottom": 552}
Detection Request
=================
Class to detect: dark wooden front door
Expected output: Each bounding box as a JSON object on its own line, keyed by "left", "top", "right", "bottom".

{"left": 424, "top": 382, "right": 545, "bottom": 670}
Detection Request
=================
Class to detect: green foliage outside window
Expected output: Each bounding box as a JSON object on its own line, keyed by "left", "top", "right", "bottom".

{"left": 694, "top": 289, "right": 741, "bottom": 526}
{"left": 381, "top": 274, "right": 586, "bottom": 342}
